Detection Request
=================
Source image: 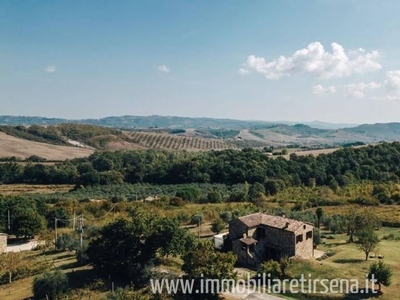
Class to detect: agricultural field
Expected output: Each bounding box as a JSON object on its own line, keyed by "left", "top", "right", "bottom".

{"left": 124, "top": 131, "right": 238, "bottom": 151}
{"left": 0, "top": 132, "right": 93, "bottom": 161}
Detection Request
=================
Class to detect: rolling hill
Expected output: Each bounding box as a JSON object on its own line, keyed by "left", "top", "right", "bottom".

{"left": 1, "top": 116, "right": 400, "bottom": 160}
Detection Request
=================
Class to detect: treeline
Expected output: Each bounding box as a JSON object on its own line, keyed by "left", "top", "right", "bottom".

{"left": 2, "top": 142, "right": 400, "bottom": 188}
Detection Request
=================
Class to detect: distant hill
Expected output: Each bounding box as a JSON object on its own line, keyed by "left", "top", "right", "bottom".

{"left": 1, "top": 115, "right": 400, "bottom": 151}
{"left": 343, "top": 123, "right": 400, "bottom": 140}
{"left": 0, "top": 115, "right": 358, "bottom": 130}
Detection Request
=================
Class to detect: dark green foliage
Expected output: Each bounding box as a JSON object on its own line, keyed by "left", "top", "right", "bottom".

{"left": 33, "top": 270, "right": 68, "bottom": 300}
{"left": 26, "top": 155, "right": 47, "bottom": 162}
{"left": 86, "top": 211, "right": 194, "bottom": 285}
{"left": 211, "top": 218, "right": 226, "bottom": 234}
{"left": 47, "top": 207, "right": 70, "bottom": 228}
{"left": 56, "top": 233, "right": 79, "bottom": 251}
{"left": 5, "top": 142, "right": 400, "bottom": 189}
{"left": 190, "top": 213, "right": 204, "bottom": 225}
{"left": 219, "top": 211, "right": 232, "bottom": 223}
{"left": 76, "top": 245, "right": 89, "bottom": 266}
{"left": 206, "top": 190, "right": 222, "bottom": 203}
{"left": 258, "top": 257, "right": 291, "bottom": 280}
{"left": 11, "top": 208, "right": 45, "bottom": 238}
{"left": 264, "top": 180, "right": 284, "bottom": 196}
{"left": 315, "top": 207, "right": 323, "bottom": 229}
{"left": 248, "top": 182, "right": 265, "bottom": 200}
{"left": 313, "top": 228, "right": 321, "bottom": 246}
{"left": 181, "top": 241, "right": 237, "bottom": 298}
{"left": 368, "top": 261, "right": 393, "bottom": 291}
{"left": 175, "top": 187, "right": 202, "bottom": 202}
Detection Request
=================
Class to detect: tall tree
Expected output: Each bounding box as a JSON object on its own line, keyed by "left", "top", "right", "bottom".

{"left": 315, "top": 207, "right": 323, "bottom": 229}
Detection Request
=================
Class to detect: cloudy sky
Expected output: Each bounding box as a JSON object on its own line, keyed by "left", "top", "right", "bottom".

{"left": 1, "top": 0, "right": 400, "bottom": 123}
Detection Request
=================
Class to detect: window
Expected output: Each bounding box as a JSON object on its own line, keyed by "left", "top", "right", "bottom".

{"left": 296, "top": 234, "right": 303, "bottom": 243}
{"left": 306, "top": 231, "right": 313, "bottom": 240}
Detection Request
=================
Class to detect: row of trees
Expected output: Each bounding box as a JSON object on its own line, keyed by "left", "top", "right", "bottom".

{"left": 2, "top": 142, "right": 400, "bottom": 187}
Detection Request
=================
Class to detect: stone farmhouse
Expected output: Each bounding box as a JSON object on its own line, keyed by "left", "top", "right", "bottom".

{"left": 229, "top": 213, "right": 314, "bottom": 269}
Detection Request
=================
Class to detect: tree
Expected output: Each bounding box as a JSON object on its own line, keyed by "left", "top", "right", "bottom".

{"left": 258, "top": 256, "right": 291, "bottom": 280}
{"left": 264, "top": 180, "right": 280, "bottom": 196}
{"left": 248, "top": 182, "right": 265, "bottom": 200}
{"left": 328, "top": 178, "right": 339, "bottom": 192}
{"left": 346, "top": 207, "right": 380, "bottom": 243}
{"left": 219, "top": 211, "right": 232, "bottom": 223}
{"left": 207, "top": 191, "right": 222, "bottom": 203}
{"left": 181, "top": 241, "right": 237, "bottom": 298}
{"left": 315, "top": 207, "right": 323, "bottom": 229}
{"left": 0, "top": 252, "right": 22, "bottom": 284}
{"left": 46, "top": 207, "right": 70, "bottom": 229}
{"left": 37, "top": 229, "right": 55, "bottom": 253}
{"left": 211, "top": 218, "right": 226, "bottom": 234}
{"left": 313, "top": 228, "right": 321, "bottom": 247}
{"left": 259, "top": 260, "right": 282, "bottom": 280}
{"left": 87, "top": 217, "right": 156, "bottom": 285}
{"left": 56, "top": 233, "right": 79, "bottom": 252}
{"left": 33, "top": 270, "right": 68, "bottom": 300}
{"left": 150, "top": 217, "right": 195, "bottom": 258}
{"left": 11, "top": 208, "right": 45, "bottom": 238}
{"left": 357, "top": 228, "right": 379, "bottom": 261}
{"left": 190, "top": 213, "right": 204, "bottom": 226}
{"left": 368, "top": 261, "right": 393, "bottom": 291}
{"left": 87, "top": 211, "right": 195, "bottom": 286}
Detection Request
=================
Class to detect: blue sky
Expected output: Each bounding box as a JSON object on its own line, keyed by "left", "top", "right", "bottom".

{"left": 1, "top": 0, "right": 400, "bottom": 123}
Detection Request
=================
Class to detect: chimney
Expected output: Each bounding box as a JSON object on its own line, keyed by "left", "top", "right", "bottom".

{"left": 284, "top": 222, "right": 289, "bottom": 229}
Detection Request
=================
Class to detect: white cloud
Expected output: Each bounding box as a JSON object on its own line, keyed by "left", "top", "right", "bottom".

{"left": 45, "top": 66, "right": 56, "bottom": 73}
{"left": 372, "top": 95, "right": 400, "bottom": 102}
{"left": 312, "top": 84, "right": 336, "bottom": 96}
{"left": 240, "top": 42, "right": 381, "bottom": 80}
{"left": 158, "top": 65, "right": 170, "bottom": 73}
{"left": 238, "top": 68, "right": 250, "bottom": 75}
{"left": 313, "top": 81, "right": 381, "bottom": 99}
{"left": 384, "top": 70, "right": 400, "bottom": 90}
{"left": 341, "top": 82, "right": 381, "bottom": 99}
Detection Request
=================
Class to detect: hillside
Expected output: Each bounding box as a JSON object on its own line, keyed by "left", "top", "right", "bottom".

{"left": 0, "top": 132, "right": 93, "bottom": 160}
{"left": 0, "top": 115, "right": 357, "bottom": 130}
{"left": 2, "top": 116, "right": 400, "bottom": 152}
{"left": 0, "top": 124, "right": 242, "bottom": 159}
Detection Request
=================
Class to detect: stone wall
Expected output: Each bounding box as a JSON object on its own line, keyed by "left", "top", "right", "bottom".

{"left": 261, "top": 225, "right": 295, "bottom": 258}
{"left": 294, "top": 224, "right": 314, "bottom": 258}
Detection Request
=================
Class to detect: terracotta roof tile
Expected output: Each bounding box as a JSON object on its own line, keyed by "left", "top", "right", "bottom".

{"left": 237, "top": 213, "right": 310, "bottom": 232}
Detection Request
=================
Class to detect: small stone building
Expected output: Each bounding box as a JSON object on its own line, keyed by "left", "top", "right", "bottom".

{"left": 229, "top": 213, "right": 313, "bottom": 268}
{"left": 0, "top": 233, "right": 7, "bottom": 253}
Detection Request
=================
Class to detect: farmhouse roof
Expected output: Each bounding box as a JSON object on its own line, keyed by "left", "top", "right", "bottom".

{"left": 237, "top": 213, "right": 308, "bottom": 232}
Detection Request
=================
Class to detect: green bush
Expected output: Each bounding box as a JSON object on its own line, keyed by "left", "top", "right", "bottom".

{"left": 33, "top": 270, "right": 68, "bottom": 300}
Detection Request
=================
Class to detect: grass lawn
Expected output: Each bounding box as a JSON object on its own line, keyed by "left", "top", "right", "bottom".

{"left": 0, "top": 250, "right": 105, "bottom": 300}
{"left": 285, "top": 227, "right": 400, "bottom": 299}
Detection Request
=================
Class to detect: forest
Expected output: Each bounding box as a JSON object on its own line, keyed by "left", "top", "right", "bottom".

{"left": 1, "top": 142, "right": 400, "bottom": 188}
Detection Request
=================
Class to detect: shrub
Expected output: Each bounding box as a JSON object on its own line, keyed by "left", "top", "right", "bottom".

{"left": 56, "top": 233, "right": 79, "bottom": 251}
{"left": 190, "top": 213, "right": 204, "bottom": 226}
{"left": 169, "top": 197, "right": 186, "bottom": 206}
{"left": 33, "top": 270, "right": 68, "bottom": 300}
